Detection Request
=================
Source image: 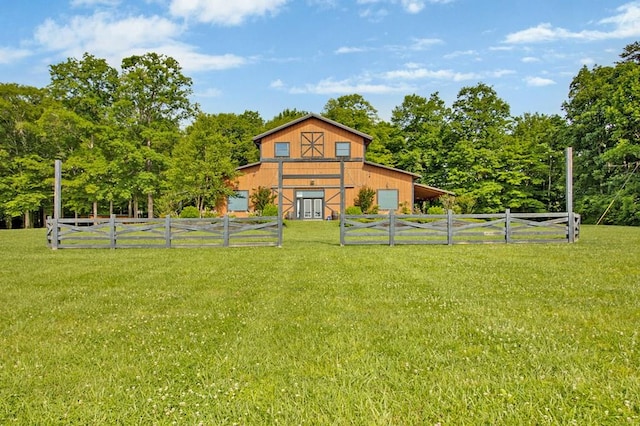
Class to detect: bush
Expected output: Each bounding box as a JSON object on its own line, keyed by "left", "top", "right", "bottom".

{"left": 354, "top": 187, "right": 375, "bottom": 213}
{"left": 262, "top": 203, "right": 278, "bottom": 217}
{"left": 179, "top": 206, "right": 200, "bottom": 218}
{"left": 427, "top": 206, "right": 445, "bottom": 215}
{"left": 345, "top": 206, "right": 362, "bottom": 215}
{"left": 250, "top": 186, "right": 277, "bottom": 213}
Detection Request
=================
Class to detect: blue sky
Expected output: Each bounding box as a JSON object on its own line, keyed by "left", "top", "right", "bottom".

{"left": 1, "top": 0, "right": 639, "bottom": 121}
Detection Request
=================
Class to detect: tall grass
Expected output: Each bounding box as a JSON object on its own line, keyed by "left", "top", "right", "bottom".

{"left": 1, "top": 223, "right": 639, "bottom": 424}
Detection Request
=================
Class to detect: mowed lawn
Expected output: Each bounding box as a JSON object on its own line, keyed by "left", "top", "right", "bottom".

{"left": 1, "top": 222, "right": 639, "bottom": 424}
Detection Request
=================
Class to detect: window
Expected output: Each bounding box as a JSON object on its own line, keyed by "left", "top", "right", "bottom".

{"left": 228, "top": 190, "right": 249, "bottom": 211}
{"left": 301, "top": 132, "right": 324, "bottom": 158}
{"left": 378, "top": 189, "right": 398, "bottom": 210}
{"left": 335, "top": 142, "right": 350, "bottom": 158}
{"left": 275, "top": 142, "right": 289, "bottom": 158}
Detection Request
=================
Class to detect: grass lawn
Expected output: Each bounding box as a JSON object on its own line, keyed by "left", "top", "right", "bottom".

{"left": 1, "top": 222, "right": 639, "bottom": 424}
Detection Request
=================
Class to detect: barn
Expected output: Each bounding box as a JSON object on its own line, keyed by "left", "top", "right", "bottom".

{"left": 226, "top": 113, "right": 451, "bottom": 219}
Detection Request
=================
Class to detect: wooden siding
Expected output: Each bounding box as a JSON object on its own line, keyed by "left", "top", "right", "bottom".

{"left": 232, "top": 160, "right": 415, "bottom": 218}
{"left": 260, "top": 117, "right": 367, "bottom": 160}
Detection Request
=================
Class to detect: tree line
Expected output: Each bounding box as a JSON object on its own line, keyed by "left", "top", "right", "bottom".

{"left": 1, "top": 43, "right": 639, "bottom": 228}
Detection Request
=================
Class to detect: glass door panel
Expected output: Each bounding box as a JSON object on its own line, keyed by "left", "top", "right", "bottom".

{"left": 313, "top": 199, "right": 323, "bottom": 219}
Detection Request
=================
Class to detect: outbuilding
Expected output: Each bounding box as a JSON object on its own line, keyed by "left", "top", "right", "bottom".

{"left": 227, "top": 113, "right": 450, "bottom": 219}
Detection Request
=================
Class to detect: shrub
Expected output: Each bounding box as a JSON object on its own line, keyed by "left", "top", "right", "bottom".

{"left": 262, "top": 203, "right": 279, "bottom": 217}
{"left": 250, "top": 186, "right": 277, "bottom": 214}
{"left": 354, "top": 186, "right": 375, "bottom": 214}
{"left": 427, "top": 206, "right": 446, "bottom": 215}
{"left": 345, "top": 206, "right": 362, "bottom": 215}
{"left": 179, "top": 206, "right": 200, "bottom": 218}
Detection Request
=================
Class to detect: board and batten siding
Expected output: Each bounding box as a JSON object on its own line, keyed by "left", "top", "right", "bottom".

{"left": 259, "top": 117, "right": 367, "bottom": 160}
{"left": 230, "top": 160, "right": 415, "bottom": 217}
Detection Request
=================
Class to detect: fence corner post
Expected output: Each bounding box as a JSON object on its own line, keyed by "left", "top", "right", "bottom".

{"left": 165, "top": 215, "right": 172, "bottom": 248}
{"left": 223, "top": 215, "right": 230, "bottom": 247}
{"left": 109, "top": 214, "right": 116, "bottom": 249}
{"left": 505, "top": 208, "right": 511, "bottom": 244}
{"left": 447, "top": 209, "right": 454, "bottom": 245}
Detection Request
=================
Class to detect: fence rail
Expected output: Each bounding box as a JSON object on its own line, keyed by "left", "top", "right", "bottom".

{"left": 46, "top": 215, "right": 282, "bottom": 249}
{"left": 340, "top": 210, "right": 580, "bottom": 246}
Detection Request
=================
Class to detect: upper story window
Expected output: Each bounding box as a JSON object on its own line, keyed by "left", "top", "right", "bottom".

{"left": 301, "top": 132, "right": 324, "bottom": 158}
{"left": 335, "top": 142, "right": 351, "bottom": 158}
{"left": 274, "top": 142, "right": 290, "bottom": 158}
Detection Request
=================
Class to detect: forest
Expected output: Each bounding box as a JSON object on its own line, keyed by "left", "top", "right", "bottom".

{"left": 1, "top": 43, "right": 639, "bottom": 228}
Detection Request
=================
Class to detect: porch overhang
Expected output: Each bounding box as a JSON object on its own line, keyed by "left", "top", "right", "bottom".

{"left": 414, "top": 183, "right": 454, "bottom": 202}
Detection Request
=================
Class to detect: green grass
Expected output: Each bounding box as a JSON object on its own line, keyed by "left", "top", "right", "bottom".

{"left": 1, "top": 222, "right": 639, "bottom": 424}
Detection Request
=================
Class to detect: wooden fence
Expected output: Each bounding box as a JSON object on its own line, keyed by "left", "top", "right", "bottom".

{"left": 46, "top": 215, "right": 282, "bottom": 249}
{"left": 340, "top": 210, "right": 580, "bottom": 246}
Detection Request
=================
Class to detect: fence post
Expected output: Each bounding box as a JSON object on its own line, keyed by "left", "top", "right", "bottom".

{"left": 223, "top": 215, "right": 230, "bottom": 247}
{"left": 165, "top": 215, "right": 172, "bottom": 248}
{"left": 389, "top": 210, "right": 395, "bottom": 247}
{"left": 50, "top": 216, "right": 59, "bottom": 250}
{"left": 447, "top": 209, "right": 454, "bottom": 245}
{"left": 109, "top": 214, "right": 116, "bottom": 249}
{"left": 505, "top": 208, "right": 511, "bottom": 244}
{"left": 566, "top": 147, "right": 575, "bottom": 243}
{"left": 340, "top": 159, "right": 345, "bottom": 247}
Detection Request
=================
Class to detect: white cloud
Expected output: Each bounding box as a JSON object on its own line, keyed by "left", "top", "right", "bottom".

{"left": 504, "top": 2, "right": 640, "bottom": 43}
{"left": 524, "top": 76, "right": 556, "bottom": 87}
{"left": 409, "top": 38, "right": 443, "bottom": 50}
{"left": 196, "top": 87, "right": 223, "bottom": 98}
{"left": 34, "top": 13, "right": 181, "bottom": 58}
{"left": 32, "top": 12, "right": 246, "bottom": 72}
{"left": 521, "top": 56, "right": 540, "bottom": 63}
{"left": 289, "top": 77, "right": 413, "bottom": 94}
{"left": 71, "top": 0, "right": 121, "bottom": 6}
{"left": 0, "top": 47, "right": 32, "bottom": 64}
{"left": 580, "top": 57, "right": 596, "bottom": 66}
{"left": 382, "top": 65, "right": 514, "bottom": 82}
{"left": 270, "top": 79, "right": 284, "bottom": 89}
{"left": 444, "top": 50, "right": 478, "bottom": 59}
{"left": 383, "top": 67, "right": 479, "bottom": 82}
{"left": 401, "top": 0, "right": 425, "bottom": 14}
{"left": 489, "top": 69, "right": 515, "bottom": 78}
{"left": 335, "top": 46, "right": 369, "bottom": 54}
{"left": 357, "top": 0, "right": 453, "bottom": 18}
{"left": 162, "top": 48, "right": 248, "bottom": 71}
{"left": 599, "top": 1, "right": 640, "bottom": 37}
{"left": 169, "top": 0, "right": 289, "bottom": 26}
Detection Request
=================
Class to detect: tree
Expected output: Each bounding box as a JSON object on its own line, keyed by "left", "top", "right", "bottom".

{"left": 390, "top": 93, "right": 450, "bottom": 187}
{"left": 322, "top": 94, "right": 379, "bottom": 134}
{"left": 505, "top": 113, "right": 569, "bottom": 212}
{"left": 163, "top": 113, "right": 238, "bottom": 215}
{"left": 115, "top": 52, "right": 197, "bottom": 218}
{"left": 0, "top": 84, "right": 51, "bottom": 227}
{"left": 263, "top": 108, "right": 309, "bottom": 131}
{"left": 446, "top": 83, "right": 513, "bottom": 212}
{"left": 47, "top": 53, "right": 121, "bottom": 217}
{"left": 199, "top": 111, "right": 263, "bottom": 166}
{"left": 563, "top": 44, "right": 640, "bottom": 224}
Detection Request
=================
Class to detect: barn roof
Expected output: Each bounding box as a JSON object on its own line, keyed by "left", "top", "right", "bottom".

{"left": 252, "top": 113, "right": 374, "bottom": 145}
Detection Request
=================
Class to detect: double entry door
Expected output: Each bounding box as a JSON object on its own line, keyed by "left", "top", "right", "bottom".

{"left": 296, "top": 190, "right": 324, "bottom": 220}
